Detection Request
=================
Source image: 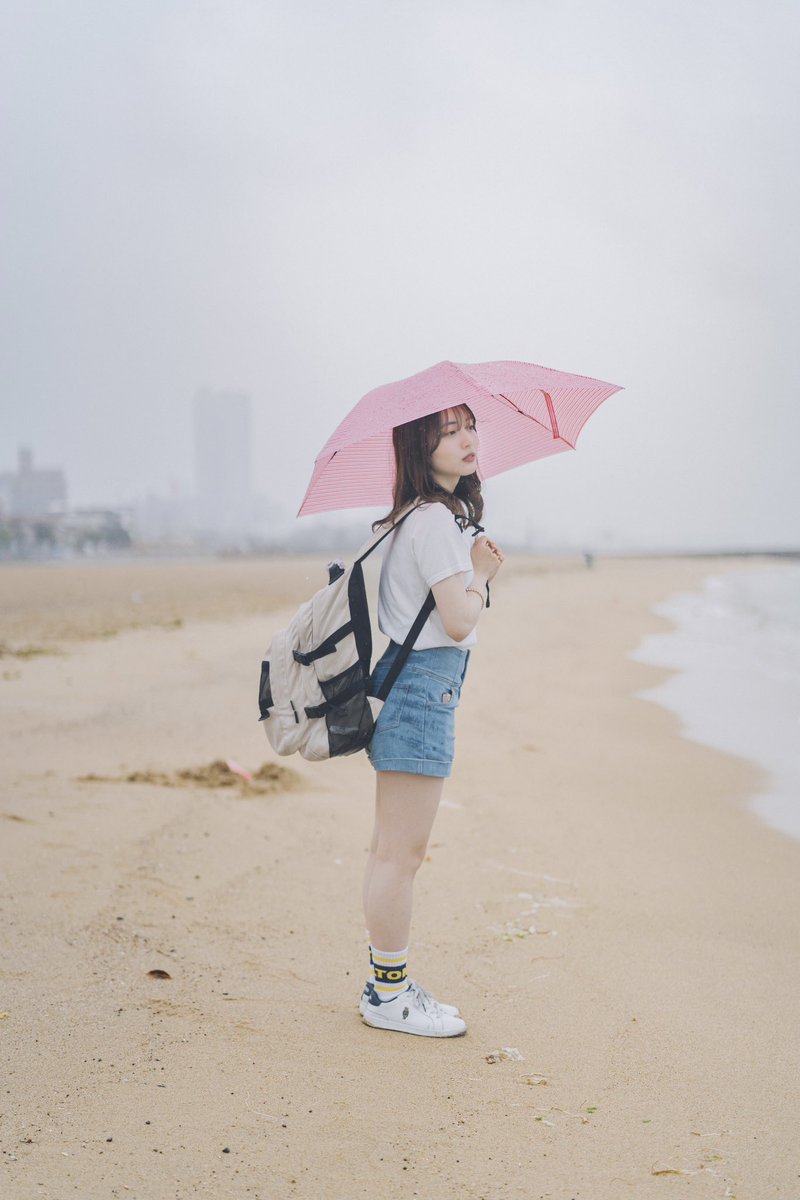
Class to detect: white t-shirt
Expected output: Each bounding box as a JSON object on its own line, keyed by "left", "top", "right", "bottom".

{"left": 377, "top": 501, "right": 479, "bottom": 650}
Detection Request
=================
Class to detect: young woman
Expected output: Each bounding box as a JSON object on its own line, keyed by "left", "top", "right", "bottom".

{"left": 359, "top": 403, "right": 504, "bottom": 1037}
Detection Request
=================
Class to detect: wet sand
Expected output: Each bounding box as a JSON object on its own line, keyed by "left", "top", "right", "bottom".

{"left": 1, "top": 553, "right": 798, "bottom": 1199}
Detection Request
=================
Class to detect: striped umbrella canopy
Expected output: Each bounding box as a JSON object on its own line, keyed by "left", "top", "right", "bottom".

{"left": 298, "top": 359, "right": 624, "bottom": 516}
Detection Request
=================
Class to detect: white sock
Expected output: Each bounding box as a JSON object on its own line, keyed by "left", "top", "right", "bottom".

{"left": 369, "top": 943, "right": 409, "bottom": 1001}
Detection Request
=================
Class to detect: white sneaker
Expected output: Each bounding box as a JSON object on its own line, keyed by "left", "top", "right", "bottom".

{"left": 360, "top": 980, "right": 466, "bottom": 1038}
{"left": 360, "top": 979, "right": 460, "bottom": 1017}
{"left": 409, "top": 980, "right": 461, "bottom": 1017}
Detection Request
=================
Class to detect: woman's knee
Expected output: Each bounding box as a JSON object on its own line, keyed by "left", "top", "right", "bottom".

{"left": 373, "top": 836, "right": 427, "bottom": 876}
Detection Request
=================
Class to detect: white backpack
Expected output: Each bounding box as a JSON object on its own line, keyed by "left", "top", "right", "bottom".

{"left": 258, "top": 503, "right": 435, "bottom": 761}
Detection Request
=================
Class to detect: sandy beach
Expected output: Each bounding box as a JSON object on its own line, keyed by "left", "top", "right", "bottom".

{"left": 1, "top": 552, "right": 798, "bottom": 1199}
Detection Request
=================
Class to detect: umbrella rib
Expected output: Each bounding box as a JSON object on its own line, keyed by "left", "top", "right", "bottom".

{"left": 495, "top": 392, "right": 573, "bottom": 448}
{"left": 452, "top": 362, "right": 571, "bottom": 446}
{"left": 542, "top": 392, "right": 559, "bottom": 439}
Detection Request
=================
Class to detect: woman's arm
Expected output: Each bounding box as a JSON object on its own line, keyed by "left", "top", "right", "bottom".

{"left": 430, "top": 536, "right": 504, "bottom": 643}
{"left": 431, "top": 569, "right": 490, "bottom": 642}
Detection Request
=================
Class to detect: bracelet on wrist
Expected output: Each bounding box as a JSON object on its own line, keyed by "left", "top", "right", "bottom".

{"left": 465, "top": 585, "right": 485, "bottom": 610}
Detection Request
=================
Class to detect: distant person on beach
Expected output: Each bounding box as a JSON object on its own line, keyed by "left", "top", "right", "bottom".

{"left": 359, "top": 404, "right": 504, "bottom": 1037}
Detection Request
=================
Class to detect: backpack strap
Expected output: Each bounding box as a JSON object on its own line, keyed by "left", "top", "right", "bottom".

{"left": 351, "top": 500, "right": 438, "bottom": 701}
{"left": 374, "top": 589, "right": 436, "bottom": 702}
{"left": 361, "top": 499, "right": 470, "bottom": 701}
{"left": 352, "top": 500, "right": 423, "bottom": 566}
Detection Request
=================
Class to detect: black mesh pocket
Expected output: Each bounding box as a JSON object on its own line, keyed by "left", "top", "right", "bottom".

{"left": 318, "top": 660, "right": 375, "bottom": 756}
{"left": 258, "top": 660, "right": 273, "bottom": 721}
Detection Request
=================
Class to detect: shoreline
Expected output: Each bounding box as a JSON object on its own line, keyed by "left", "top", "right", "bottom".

{"left": 1, "top": 554, "right": 798, "bottom": 1198}
{"left": 629, "top": 559, "right": 800, "bottom": 845}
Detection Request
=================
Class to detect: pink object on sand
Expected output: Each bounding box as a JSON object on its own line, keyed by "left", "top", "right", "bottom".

{"left": 226, "top": 759, "right": 253, "bottom": 782}
{"left": 298, "top": 359, "right": 623, "bottom": 516}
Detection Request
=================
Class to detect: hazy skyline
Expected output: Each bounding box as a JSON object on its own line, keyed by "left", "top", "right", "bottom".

{"left": 1, "top": 0, "right": 798, "bottom": 551}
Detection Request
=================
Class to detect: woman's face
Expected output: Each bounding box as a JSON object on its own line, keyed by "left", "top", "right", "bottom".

{"left": 429, "top": 407, "right": 479, "bottom": 491}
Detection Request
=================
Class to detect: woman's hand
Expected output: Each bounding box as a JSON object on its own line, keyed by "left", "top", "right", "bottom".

{"left": 430, "top": 538, "right": 506, "bottom": 642}
{"left": 471, "top": 535, "right": 505, "bottom": 582}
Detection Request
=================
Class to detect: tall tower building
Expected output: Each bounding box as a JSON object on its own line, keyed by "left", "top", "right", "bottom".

{"left": 193, "top": 389, "right": 253, "bottom": 540}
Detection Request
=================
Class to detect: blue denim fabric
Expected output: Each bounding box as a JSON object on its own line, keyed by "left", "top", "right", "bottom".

{"left": 366, "top": 640, "right": 471, "bottom": 777}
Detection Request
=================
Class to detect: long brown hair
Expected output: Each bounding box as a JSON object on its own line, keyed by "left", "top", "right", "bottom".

{"left": 372, "top": 404, "right": 484, "bottom": 531}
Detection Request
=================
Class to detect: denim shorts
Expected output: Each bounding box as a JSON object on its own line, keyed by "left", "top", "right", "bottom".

{"left": 365, "top": 640, "right": 471, "bottom": 777}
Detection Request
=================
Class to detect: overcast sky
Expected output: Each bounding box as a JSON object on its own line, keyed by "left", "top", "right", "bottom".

{"left": 1, "top": 0, "right": 798, "bottom": 551}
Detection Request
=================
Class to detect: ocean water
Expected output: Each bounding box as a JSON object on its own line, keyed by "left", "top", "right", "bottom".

{"left": 628, "top": 562, "right": 800, "bottom": 843}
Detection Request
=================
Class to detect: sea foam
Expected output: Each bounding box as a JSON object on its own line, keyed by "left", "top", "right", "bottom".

{"left": 629, "top": 562, "right": 800, "bottom": 843}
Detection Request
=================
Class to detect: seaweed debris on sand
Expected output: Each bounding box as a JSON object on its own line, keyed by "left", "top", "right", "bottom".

{"left": 79, "top": 759, "right": 300, "bottom": 795}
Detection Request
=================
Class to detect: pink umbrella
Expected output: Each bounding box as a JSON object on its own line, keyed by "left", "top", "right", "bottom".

{"left": 298, "top": 358, "right": 623, "bottom": 516}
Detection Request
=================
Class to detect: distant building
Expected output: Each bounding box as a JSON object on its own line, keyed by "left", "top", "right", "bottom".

{"left": 193, "top": 389, "right": 253, "bottom": 542}
{"left": 0, "top": 446, "right": 67, "bottom": 516}
{"left": 126, "top": 486, "right": 197, "bottom": 547}
{"left": 0, "top": 506, "right": 131, "bottom": 560}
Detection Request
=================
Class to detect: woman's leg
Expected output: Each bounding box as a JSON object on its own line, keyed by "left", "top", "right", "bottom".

{"left": 362, "top": 769, "right": 445, "bottom": 949}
